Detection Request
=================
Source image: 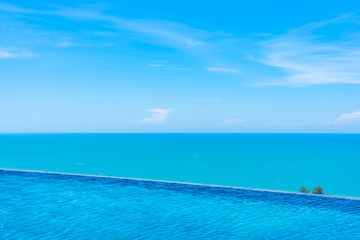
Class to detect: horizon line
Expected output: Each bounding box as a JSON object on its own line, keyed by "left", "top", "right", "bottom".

{"left": 0, "top": 132, "right": 359, "bottom": 134}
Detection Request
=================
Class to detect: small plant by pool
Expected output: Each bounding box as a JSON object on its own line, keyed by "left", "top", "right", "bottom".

{"left": 312, "top": 186, "right": 324, "bottom": 194}
{"left": 299, "top": 186, "right": 325, "bottom": 194}
{"left": 299, "top": 186, "right": 310, "bottom": 193}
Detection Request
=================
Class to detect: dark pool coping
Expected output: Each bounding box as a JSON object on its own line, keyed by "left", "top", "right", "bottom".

{"left": 1, "top": 168, "right": 360, "bottom": 202}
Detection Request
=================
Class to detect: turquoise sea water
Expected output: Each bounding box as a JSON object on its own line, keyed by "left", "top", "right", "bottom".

{"left": 0, "top": 134, "right": 359, "bottom": 197}
{"left": 1, "top": 169, "right": 360, "bottom": 239}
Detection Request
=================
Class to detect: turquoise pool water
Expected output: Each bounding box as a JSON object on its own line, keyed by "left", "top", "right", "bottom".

{"left": 1, "top": 169, "right": 359, "bottom": 239}
{"left": 0, "top": 134, "right": 359, "bottom": 197}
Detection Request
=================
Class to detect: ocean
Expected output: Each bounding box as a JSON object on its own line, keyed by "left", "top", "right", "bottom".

{"left": 0, "top": 133, "right": 359, "bottom": 197}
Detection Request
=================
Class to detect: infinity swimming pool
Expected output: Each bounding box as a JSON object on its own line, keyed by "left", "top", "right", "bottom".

{"left": 1, "top": 169, "right": 360, "bottom": 239}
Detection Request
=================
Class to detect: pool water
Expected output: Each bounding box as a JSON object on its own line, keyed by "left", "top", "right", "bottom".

{"left": 1, "top": 169, "right": 359, "bottom": 239}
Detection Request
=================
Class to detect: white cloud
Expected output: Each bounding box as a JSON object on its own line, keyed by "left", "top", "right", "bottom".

{"left": 224, "top": 118, "right": 246, "bottom": 124}
{"left": 0, "top": 48, "right": 35, "bottom": 59}
{"left": 0, "top": 3, "right": 32, "bottom": 13}
{"left": 206, "top": 67, "right": 238, "bottom": 73}
{"left": 0, "top": 50, "right": 14, "bottom": 58}
{"left": 149, "top": 64, "right": 164, "bottom": 67}
{"left": 256, "top": 14, "right": 360, "bottom": 86}
{"left": 329, "top": 111, "right": 360, "bottom": 124}
{"left": 139, "top": 108, "right": 174, "bottom": 123}
{"left": 149, "top": 64, "right": 187, "bottom": 70}
{"left": 57, "top": 42, "right": 75, "bottom": 47}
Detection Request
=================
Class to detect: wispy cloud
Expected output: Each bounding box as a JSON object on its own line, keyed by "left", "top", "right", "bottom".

{"left": 206, "top": 67, "right": 238, "bottom": 73}
{"left": 0, "top": 48, "right": 35, "bottom": 59}
{"left": 0, "top": 3, "right": 206, "bottom": 50}
{"left": 328, "top": 110, "right": 360, "bottom": 125}
{"left": 57, "top": 42, "right": 76, "bottom": 47}
{"left": 0, "top": 3, "right": 242, "bottom": 75}
{"left": 0, "top": 3, "right": 35, "bottom": 14}
{"left": 224, "top": 118, "right": 246, "bottom": 124}
{"left": 3, "top": 3, "right": 360, "bottom": 87}
{"left": 149, "top": 63, "right": 187, "bottom": 70}
{"left": 139, "top": 108, "right": 175, "bottom": 124}
{"left": 0, "top": 3, "right": 237, "bottom": 72}
{"left": 149, "top": 64, "right": 164, "bottom": 67}
{"left": 255, "top": 14, "right": 360, "bottom": 86}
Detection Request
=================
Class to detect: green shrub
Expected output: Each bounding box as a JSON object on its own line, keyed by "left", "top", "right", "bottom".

{"left": 312, "top": 186, "right": 323, "bottom": 194}
{"left": 299, "top": 186, "right": 310, "bottom": 193}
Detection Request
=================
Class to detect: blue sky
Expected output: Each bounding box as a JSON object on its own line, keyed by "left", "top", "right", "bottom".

{"left": 0, "top": 0, "right": 360, "bottom": 133}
